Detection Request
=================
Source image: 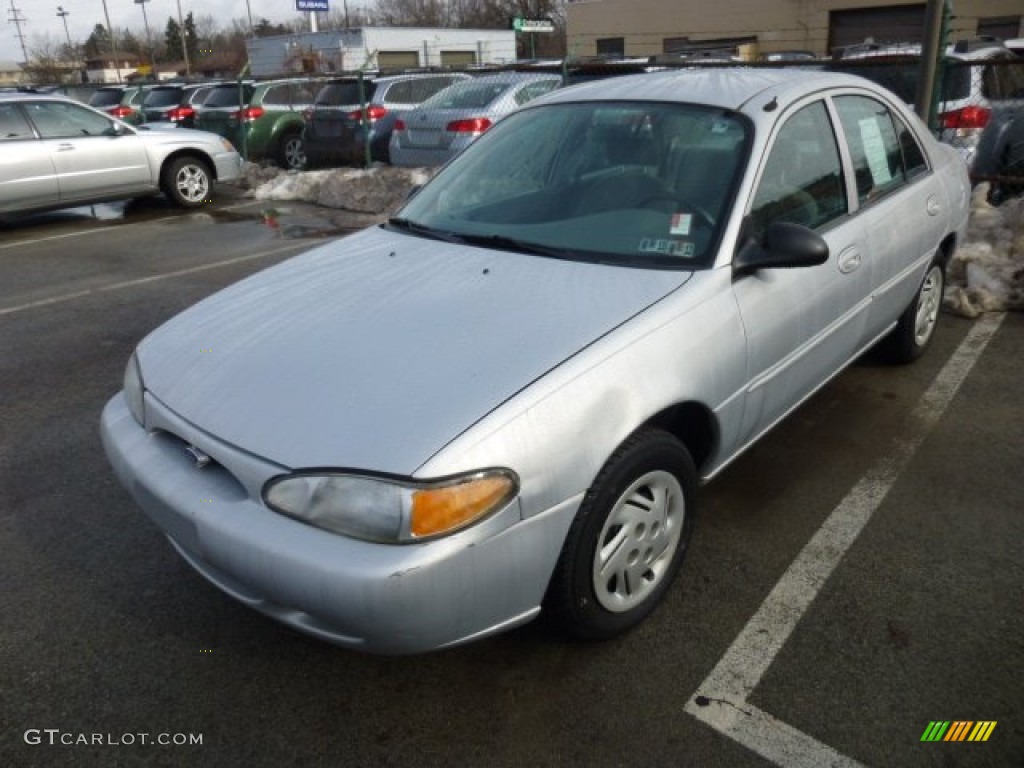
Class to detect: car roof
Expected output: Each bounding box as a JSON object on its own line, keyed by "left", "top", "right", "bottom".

{"left": 543, "top": 67, "right": 869, "bottom": 112}
{"left": 461, "top": 72, "right": 560, "bottom": 85}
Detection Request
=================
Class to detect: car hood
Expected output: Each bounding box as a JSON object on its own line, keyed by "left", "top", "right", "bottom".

{"left": 137, "top": 226, "right": 691, "bottom": 473}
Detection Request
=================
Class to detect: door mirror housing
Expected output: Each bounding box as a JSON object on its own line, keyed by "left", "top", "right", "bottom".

{"left": 733, "top": 220, "right": 829, "bottom": 276}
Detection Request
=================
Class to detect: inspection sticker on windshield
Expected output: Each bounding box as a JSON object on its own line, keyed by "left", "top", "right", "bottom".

{"left": 670, "top": 213, "right": 692, "bottom": 236}
{"left": 639, "top": 238, "right": 695, "bottom": 258}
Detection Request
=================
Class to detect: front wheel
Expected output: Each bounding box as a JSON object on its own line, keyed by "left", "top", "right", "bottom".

{"left": 882, "top": 259, "right": 945, "bottom": 363}
{"left": 544, "top": 429, "right": 697, "bottom": 640}
{"left": 161, "top": 156, "right": 213, "bottom": 208}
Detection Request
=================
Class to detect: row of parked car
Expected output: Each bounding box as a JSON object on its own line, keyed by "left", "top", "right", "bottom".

{"left": 87, "top": 71, "right": 562, "bottom": 172}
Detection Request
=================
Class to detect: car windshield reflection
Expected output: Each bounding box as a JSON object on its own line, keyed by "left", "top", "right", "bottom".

{"left": 396, "top": 102, "right": 750, "bottom": 268}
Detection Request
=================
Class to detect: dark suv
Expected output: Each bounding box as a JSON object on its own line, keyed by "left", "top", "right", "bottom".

{"left": 139, "top": 82, "right": 219, "bottom": 128}
{"left": 303, "top": 72, "right": 470, "bottom": 167}
{"left": 197, "top": 79, "right": 322, "bottom": 169}
{"left": 87, "top": 84, "right": 150, "bottom": 125}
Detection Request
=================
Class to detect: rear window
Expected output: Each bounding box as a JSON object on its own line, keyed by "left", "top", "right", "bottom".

{"left": 88, "top": 89, "right": 123, "bottom": 108}
{"left": 420, "top": 81, "right": 514, "bottom": 110}
{"left": 315, "top": 81, "right": 379, "bottom": 106}
{"left": 144, "top": 87, "right": 185, "bottom": 107}
{"left": 204, "top": 85, "right": 254, "bottom": 107}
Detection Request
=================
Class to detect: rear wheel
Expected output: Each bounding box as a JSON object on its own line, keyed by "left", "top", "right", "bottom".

{"left": 161, "top": 156, "right": 212, "bottom": 208}
{"left": 277, "top": 130, "right": 305, "bottom": 170}
{"left": 883, "top": 258, "right": 945, "bottom": 363}
{"left": 544, "top": 429, "right": 697, "bottom": 640}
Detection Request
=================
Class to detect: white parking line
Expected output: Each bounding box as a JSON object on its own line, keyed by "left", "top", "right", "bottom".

{"left": 0, "top": 201, "right": 262, "bottom": 252}
{"left": 0, "top": 243, "right": 308, "bottom": 318}
{"left": 685, "top": 312, "right": 1006, "bottom": 767}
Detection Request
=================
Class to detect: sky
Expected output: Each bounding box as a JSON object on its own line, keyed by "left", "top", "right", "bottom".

{"left": 2, "top": 0, "right": 327, "bottom": 64}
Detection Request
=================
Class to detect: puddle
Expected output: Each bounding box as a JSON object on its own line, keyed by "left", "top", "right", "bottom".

{"left": 196, "top": 206, "right": 365, "bottom": 240}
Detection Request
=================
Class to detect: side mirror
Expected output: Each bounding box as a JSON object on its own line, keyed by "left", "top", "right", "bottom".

{"left": 733, "top": 221, "right": 829, "bottom": 276}
{"left": 105, "top": 121, "right": 129, "bottom": 137}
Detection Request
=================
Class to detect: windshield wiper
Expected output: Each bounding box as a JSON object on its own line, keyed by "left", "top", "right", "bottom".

{"left": 453, "top": 233, "right": 578, "bottom": 260}
{"left": 386, "top": 217, "right": 466, "bottom": 244}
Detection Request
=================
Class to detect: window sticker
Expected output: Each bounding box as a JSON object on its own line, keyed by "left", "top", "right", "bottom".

{"left": 858, "top": 117, "right": 893, "bottom": 186}
{"left": 639, "top": 238, "right": 695, "bottom": 258}
{"left": 670, "top": 212, "right": 692, "bottom": 236}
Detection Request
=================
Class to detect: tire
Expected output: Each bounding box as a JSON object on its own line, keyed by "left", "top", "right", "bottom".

{"left": 544, "top": 429, "right": 697, "bottom": 640}
{"left": 277, "top": 130, "right": 305, "bottom": 170}
{"left": 161, "top": 156, "right": 212, "bottom": 209}
{"left": 882, "top": 258, "right": 945, "bottom": 364}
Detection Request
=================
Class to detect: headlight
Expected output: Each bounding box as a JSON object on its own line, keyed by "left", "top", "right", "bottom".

{"left": 123, "top": 352, "right": 145, "bottom": 426}
{"left": 262, "top": 469, "right": 518, "bottom": 544}
{"left": 220, "top": 138, "right": 236, "bottom": 153}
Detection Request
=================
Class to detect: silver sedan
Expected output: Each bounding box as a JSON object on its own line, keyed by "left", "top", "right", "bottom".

{"left": 0, "top": 92, "right": 240, "bottom": 214}
{"left": 389, "top": 72, "right": 562, "bottom": 167}
{"left": 101, "top": 69, "right": 969, "bottom": 654}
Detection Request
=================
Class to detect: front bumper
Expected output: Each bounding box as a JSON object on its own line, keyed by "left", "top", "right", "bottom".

{"left": 99, "top": 393, "right": 578, "bottom": 654}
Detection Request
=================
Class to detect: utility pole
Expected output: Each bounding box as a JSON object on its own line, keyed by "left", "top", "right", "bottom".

{"left": 134, "top": 0, "right": 156, "bottom": 74}
{"left": 7, "top": 0, "right": 29, "bottom": 65}
{"left": 56, "top": 5, "right": 71, "bottom": 54}
{"left": 176, "top": 0, "right": 190, "bottom": 77}
{"left": 101, "top": 0, "right": 122, "bottom": 84}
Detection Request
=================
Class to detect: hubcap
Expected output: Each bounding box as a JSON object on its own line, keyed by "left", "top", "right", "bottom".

{"left": 285, "top": 138, "right": 305, "bottom": 169}
{"left": 914, "top": 265, "right": 943, "bottom": 347}
{"left": 592, "top": 470, "right": 685, "bottom": 613}
{"left": 176, "top": 165, "right": 209, "bottom": 203}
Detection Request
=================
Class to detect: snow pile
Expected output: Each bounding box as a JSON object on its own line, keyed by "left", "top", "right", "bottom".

{"left": 944, "top": 184, "right": 1024, "bottom": 317}
{"left": 238, "top": 163, "right": 435, "bottom": 216}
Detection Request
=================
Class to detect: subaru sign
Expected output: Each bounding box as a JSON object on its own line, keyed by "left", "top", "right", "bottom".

{"left": 297, "top": 0, "right": 329, "bottom": 10}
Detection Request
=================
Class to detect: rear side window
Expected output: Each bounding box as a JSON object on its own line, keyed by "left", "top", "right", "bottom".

{"left": 261, "top": 85, "right": 291, "bottom": 106}
{"left": 981, "top": 57, "right": 1024, "bottom": 100}
{"left": 514, "top": 79, "right": 559, "bottom": 105}
{"left": 0, "top": 103, "right": 35, "bottom": 140}
{"left": 205, "top": 85, "right": 254, "bottom": 107}
{"left": 835, "top": 95, "right": 916, "bottom": 204}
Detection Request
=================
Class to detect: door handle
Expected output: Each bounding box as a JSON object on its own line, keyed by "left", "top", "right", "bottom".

{"left": 56, "top": 143, "right": 75, "bottom": 152}
{"left": 837, "top": 247, "right": 861, "bottom": 274}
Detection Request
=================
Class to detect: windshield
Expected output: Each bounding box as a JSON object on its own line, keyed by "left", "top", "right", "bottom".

{"left": 144, "top": 88, "right": 184, "bottom": 107}
{"left": 89, "top": 89, "right": 122, "bottom": 107}
{"left": 204, "top": 85, "right": 253, "bottom": 108}
{"left": 419, "top": 79, "right": 515, "bottom": 110}
{"left": 315, "top": 81, "right": 378, "bottom": 107}
{"left": 395, "top": 101, "right": 749, "bottom": 269}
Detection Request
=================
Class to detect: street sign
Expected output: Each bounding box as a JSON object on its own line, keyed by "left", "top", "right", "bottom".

{"left": 296, "top": 0, "right": 329, "bottom": 10}
{"left": 512, "top": 18, "right": 555, "bottom": 33}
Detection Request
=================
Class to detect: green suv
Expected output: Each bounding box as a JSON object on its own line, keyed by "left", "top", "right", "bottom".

{"left": 196, "top": 78, "right": 324, "bottom": 169}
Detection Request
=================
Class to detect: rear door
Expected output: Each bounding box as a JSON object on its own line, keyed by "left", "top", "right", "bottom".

{"left": 831, "top": 92, "right": 946, "bottom": 338}
{"left": 0, "top": 102, "right": 59, "bottom": 212}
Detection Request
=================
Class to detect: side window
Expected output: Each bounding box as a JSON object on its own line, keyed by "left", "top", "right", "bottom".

{"left": 262, "top": 85, "right": 289, "bottom": 106}
{"left": 514, "top": 80, "right": 559, "bottom": 106}
{"left": 834, "top": 95, "right": 910, "bottom": 205}
{"left": 896, "top": 116, "right": 928, "bottom": 180}
{"left": 23, "top": 101, "right": 113, "bottom": 139}
{"left": 750, "top": 100, "right": 847, "bottom": 236}
{"left": 0, "top": 104, "right": 35, "bottom": 140}
{"left": 384, "top": 79, "right": 418, "bottom": 104}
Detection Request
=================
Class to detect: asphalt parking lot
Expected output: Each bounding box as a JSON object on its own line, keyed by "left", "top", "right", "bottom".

{"left": 1, "top": 195, "right": 1021, "bottom": 768}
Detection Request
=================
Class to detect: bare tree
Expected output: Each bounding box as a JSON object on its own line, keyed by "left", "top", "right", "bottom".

{"left": 24, "top": 34, "right": 71, "bottom": 84}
